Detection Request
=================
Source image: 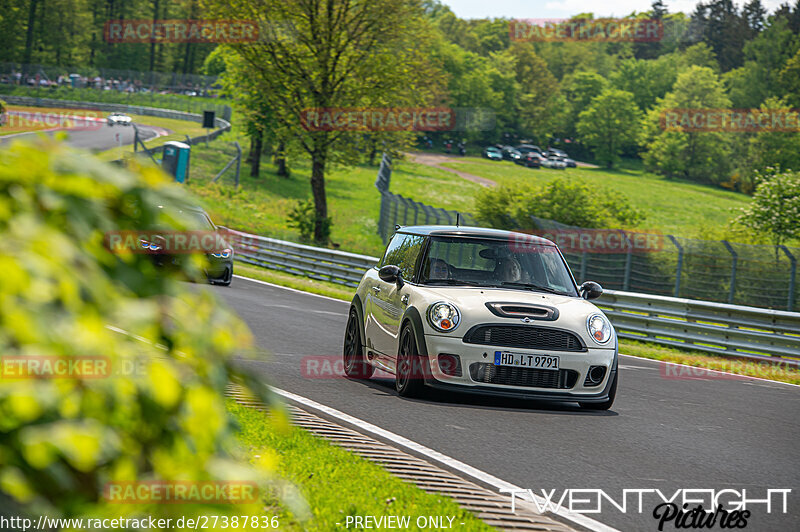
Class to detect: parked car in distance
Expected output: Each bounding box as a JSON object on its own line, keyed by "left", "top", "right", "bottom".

{"left": 343, "top": 225, "right": 618, "bottom": 410}
{"left": 107, "top": 113, "right": 132, "bottom": 126}
{"left": 547, "top": 148, "right": 577, "bottom": 167}
{"left": 501, "top": 146, "right": 522, "bottom": 162}
{"left": 542, "top": 156, "right": 567, "bottom": 170}
{"left": 516, "top": 144, "right": 543, "bottom": 156}
{"left": 483, "top": 146, "right": 503, "bottom": 161}
{"left": 521, "top": 152, "right": 543, "bottom": 168}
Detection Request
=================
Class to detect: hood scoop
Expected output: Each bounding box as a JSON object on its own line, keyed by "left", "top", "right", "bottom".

{"left": 485, "top": 302, "right": 559, "bottom": 321}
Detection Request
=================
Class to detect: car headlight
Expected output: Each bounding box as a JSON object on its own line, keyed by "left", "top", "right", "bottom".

{"left": 212, "top": 248, "right": 233, "bottom": 259}
{"left": 427, "top": 301, "right": 461, "bottom": 332}
{"left": 587, "top": 313, "right": 612, "bottom": 344}
{"left": 139, "top": 238, "right": 162, "bottom": 252}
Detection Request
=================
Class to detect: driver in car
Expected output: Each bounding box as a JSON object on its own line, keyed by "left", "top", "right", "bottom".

{"left": 494, "top": 256, "right": 523, "bottom": 283}
{"left": 428, "top": 258, "right": 450, "bottom": 280}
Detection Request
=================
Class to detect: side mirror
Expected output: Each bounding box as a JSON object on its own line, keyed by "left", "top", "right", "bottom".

{"left": 580, "top": 281, "right": 603, "bottom": 300}
{"left": 379, "top": 264, "right": 403, "bottom": 287}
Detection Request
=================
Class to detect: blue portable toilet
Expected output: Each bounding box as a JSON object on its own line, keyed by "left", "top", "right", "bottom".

{"left": 161, "top": 141, "right": 191, "bottom": 183}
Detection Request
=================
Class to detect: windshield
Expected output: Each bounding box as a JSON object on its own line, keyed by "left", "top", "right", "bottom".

{"left": 420, "top": 236, "right": 578, "bottom": 296}
{"left": 151, "top": 207, "right": 215, "bottom": 231}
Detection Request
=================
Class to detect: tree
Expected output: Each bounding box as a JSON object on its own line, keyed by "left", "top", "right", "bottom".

{"left": 738, "top": 97, "right": 800, "bottom": 191}
{"left": 724, "top": 17, "right": 799, "bottom": 108}
{"left": 0, "top": 139, "right": 276, "bottom": 521}
{"left": 559, "top": 71, "right": 607, "bottom": 139}
{"left": 610, "top": 56, "right": 681, "bottom": 111}
{"left": 200, "top": 0, "right": 443, "bottom": 243}
{"left": 691, "top": 0, "right": 749, "bottom": 72}
{"left": 742, "top": 0, "right": 767, "bottom": 32}
{"left": 508, "top": 42, "right": 560, "bottom": 144}
{"left": 641, "top": 66, "right": 733, "bottom": 184}
{"left": 576, "top": 89, "right": 643, "bottom": 168}
{"left": 734, "top": 170, "right": 800, "bottom": 247}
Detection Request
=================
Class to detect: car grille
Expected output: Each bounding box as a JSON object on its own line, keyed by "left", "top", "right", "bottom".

{"left": 462, "top": 325, "right": 585, "bottom": 352}
{"left": 469, "top": 363, "right": 578, "bottom": 389}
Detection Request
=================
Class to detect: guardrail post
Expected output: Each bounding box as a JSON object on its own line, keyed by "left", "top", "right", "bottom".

{"left": 622, "top": 230, "right": 632, "bottom": 291}
{"left": 722, "top": 241, "right": 738, "bottom": 304}
{"left": 234, "top": 141, "right": 241, "bottom": 189}
{"left": 667, "top": 235, "right": 684, "bottom": 298}
{"left": 377, "top": 192, "right": 389, "bottom": 242}
{"left": 780, "top": 246, "right": 796, "bottom": 311}
{"left": 391, "top": 195, "right": 400, "bottom": 229}
{"left": 579, "top": 252, "right": 587, "bottom": 284}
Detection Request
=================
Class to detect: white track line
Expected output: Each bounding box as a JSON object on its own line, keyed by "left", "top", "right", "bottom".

{"left": 233, "top": 274, "right": 350, "bottom": 304}
{"left": 619, "top": 354, "right": 800, "bottom": 388}
{"left": 270, "top": 385, "right": 618, "bottom": 532}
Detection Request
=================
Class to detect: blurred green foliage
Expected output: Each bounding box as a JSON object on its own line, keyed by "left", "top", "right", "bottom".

{"left": 0, "top": 138, "right": 275, "bottom": 523}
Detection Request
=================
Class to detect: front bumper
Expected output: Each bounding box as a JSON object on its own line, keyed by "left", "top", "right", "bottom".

{"left": 422, "top": 334, "right": 617, "bottom": 402}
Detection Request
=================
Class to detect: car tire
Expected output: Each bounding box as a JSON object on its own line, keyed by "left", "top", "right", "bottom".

{"left": 579, "top": 372, "right": 617, "bottom": 411}
{"left": 395, "top": 324, "right": 426, "bottom": 398}
{"left": 343, "top": 309, "right": 373, "bottom": 379}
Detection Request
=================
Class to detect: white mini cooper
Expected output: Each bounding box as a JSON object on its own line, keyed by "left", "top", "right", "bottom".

{"left": 343, "top": 226, "right": 618, "bottom": 410}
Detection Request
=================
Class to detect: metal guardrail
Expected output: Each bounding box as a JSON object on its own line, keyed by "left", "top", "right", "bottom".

{"left": 595, "top": 291, "right": 800, "bottom": 364}
{"left": 224, "top": 229, "right": 800, "bottom": 363}
{"left": 224, "top": 229, "right": 377, "bottom": 287}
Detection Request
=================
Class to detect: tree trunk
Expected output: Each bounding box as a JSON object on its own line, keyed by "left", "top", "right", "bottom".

{"left": 368, "top": 137, "right": 377, "bottom": 166}
{"left": 310, "top": 152, "right": 328, "bottom": 243}
{"left": 276, "top": 141, "right": 289, "bottom": 178}
{"left": 149, "top": 0, "right": 160, "bottom": 72}
{"left": 23, "top": 0, "right": 40, "bottom": 65}
{"left": 249, "top": 129, "right": 263, "bottom": 177}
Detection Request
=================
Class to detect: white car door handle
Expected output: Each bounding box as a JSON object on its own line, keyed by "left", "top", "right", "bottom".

{"left": 372, "top": 286, "right": 381, "bottom": 293}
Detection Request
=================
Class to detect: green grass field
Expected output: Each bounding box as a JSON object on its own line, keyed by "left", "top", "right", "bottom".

{"left": 229, "top": 401, "right": 494, "bottom": 531}
{"left": 439, "top": 157, "right": 752, "bottom": 238}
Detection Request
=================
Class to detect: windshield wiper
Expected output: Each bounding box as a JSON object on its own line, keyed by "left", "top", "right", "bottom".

{"left": 494, "top": 281, "right": 568, "bottom": 295}
{"left": 424, "top": 279, "right": 481, "bottom": 286}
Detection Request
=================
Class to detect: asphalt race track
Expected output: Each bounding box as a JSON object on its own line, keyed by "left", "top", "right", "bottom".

{"left": 211, "top": 276, "right": 799, "bottom": 532}
{"left": 0, "top": 122, "right": 166, "bottom": 151}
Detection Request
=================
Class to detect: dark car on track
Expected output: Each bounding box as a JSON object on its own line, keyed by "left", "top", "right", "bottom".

{"left": 139, "top": 205, "right": 234, "bottom": 286}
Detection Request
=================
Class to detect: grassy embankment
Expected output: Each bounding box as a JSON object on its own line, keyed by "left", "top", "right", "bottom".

{"left": 228, "top": 400, "right": 494, "bottom": 531}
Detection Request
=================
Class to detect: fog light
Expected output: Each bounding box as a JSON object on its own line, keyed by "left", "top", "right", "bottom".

{"left": 437, "top": 354, "right": 462, "bottom": 377}
{"left": 584, "top": 365, "right": 607, "bottom": 387}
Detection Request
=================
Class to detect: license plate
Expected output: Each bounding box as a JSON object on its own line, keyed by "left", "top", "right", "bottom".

{"left": 494, "top": 351, "right": 559, "bottom": 371}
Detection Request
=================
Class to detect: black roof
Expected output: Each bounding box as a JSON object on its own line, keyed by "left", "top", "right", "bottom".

{"left": 396, "top": 225, "right": 556, "bottom": 247}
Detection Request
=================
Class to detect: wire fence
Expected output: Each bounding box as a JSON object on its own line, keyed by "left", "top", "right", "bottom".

{"left": 0, "top": 62, "right": 218, "bottom": 93}
{"left": 375, "top": 154, "right": 800, "bottom": 311}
